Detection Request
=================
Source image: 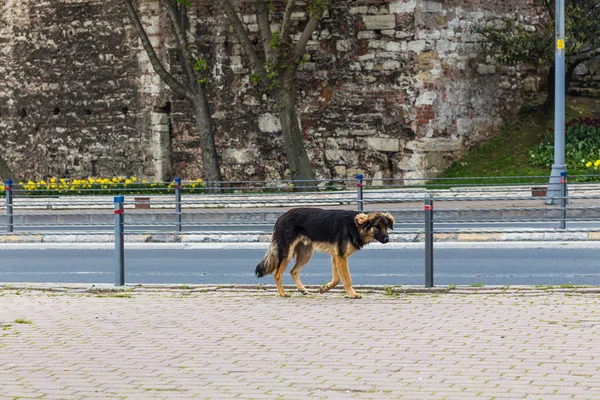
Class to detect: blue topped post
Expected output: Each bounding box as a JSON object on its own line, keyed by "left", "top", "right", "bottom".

{"left": 5, "top": 180, "right": 13, "bottom": 233}
{"left": 114, "top": 195, "right": 125, "bottom": 286}
{"left": 356, "top": 174, "right": 364, "bottom": 211}
{"left": 175, "top": 178, "right": 182, "bottom": 232}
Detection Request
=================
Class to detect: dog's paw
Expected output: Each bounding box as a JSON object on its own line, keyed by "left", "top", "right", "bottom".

{"left": 299, "top": 289, "right": 309, "bottom": 295}
{"left": 318, "top": 286, "right": 329, "bottom": 294}
{"left": 279, "top": 292, "right": 291, "bottom": 298}
{"left": 348, "top": 293, "right": 362, "bottom": 299}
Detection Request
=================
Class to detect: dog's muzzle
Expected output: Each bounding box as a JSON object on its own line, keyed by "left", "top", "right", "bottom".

{"left": 375, "top": 233, "right": 390, "bottom": 244}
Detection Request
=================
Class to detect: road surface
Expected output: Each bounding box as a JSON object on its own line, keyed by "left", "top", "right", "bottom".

{"left": 0, "top": 243, "right": 598, "bottom": 287}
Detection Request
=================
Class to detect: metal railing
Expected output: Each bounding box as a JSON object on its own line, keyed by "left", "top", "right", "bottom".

{"left": 2, "top": 174, "right": 598, "bottom": 287}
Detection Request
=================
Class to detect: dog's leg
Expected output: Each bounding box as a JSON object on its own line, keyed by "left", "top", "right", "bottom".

{"left": 335, "top": 256, "right": 361, "bottom": 299}
{"left": 274, "top": 254, "right": 293, "bottom": 297}
{"left": 319, "top": 256, "right": 341, "bottom": 294}
{"left": 290, "top": 243, "right": 313, "bottom": 295}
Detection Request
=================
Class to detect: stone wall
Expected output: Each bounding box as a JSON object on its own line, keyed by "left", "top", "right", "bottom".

{"left": 570, "top": 57, "right": 600, "bottom": 98}
{"left": 0, "top": 0, "right": 545, "bottom": 183}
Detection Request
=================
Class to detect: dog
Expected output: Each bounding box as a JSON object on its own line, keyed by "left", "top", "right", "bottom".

{"left": 255, "top": 208, "right": 395, "bottom": 298}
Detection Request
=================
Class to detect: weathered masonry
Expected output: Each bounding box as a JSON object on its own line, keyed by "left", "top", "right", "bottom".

{"left": 0, "top": 0, "right": 545, "bottom": 183}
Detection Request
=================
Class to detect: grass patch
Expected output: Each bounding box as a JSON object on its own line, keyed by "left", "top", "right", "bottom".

{"left": 559, "top": 283, "right": 575, "bottom": 289}
{"left": 469, "top": 282, "right": 485, "bottom": 288}
{"left": 95, "top": 293, "right": 133, "bottom": 298}
{"left": 14, "top": 319, "right": 32, "bottom": 325}
{"left": 438, "top": 96, "right": 600, "bottom": 184}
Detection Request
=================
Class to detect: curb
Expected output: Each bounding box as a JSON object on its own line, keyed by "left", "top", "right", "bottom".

{"left": 1, "top": 231, "right": 600, "bottom": 243}
{"left": 2, "top": 283, "right": 600, "bottom": 295}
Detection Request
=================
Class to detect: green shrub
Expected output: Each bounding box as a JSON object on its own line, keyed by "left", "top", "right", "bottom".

{"left": 529, "top": 117, "right": 600, "bottom": 169}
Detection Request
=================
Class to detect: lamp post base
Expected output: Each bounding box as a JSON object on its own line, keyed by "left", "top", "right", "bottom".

{"left": 546, "top": 164, "right": 567, "bottom": 205}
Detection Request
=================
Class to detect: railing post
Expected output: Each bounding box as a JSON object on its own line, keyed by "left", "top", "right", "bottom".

{"left": 424, "top": 193, "right": 434, "bottom": 288}
{"left": 114, "top": 195, "right": 125, "bottom": 286}
{"left": 356, "top": 174, "right": 363, "bottom": 211}
{"left": 559, "top": 171, "right": 567, "bottom": 229}
{"left": 175, "top": 177, "right": 182, "bottom": 232}
{"left": 5, "top": 180, "right": 13, "bottom": 233}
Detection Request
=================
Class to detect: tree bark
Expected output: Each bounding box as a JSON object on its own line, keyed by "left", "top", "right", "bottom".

{"left": 277, "top": 74, "right": 316, "bottom": 190}
{"left": 124, "top": 0, "right": 222, "bottom": 185}
{"left": 193, "top": 94, "right": 222, "bottom": 187}
{"left": 543, "top": 64, "right": 555, "bottom": 111}
{"left": 0, "top": 156, "right": 15, "bottom": 183}
{"left": 124, "top": 0, "right": 194, "bottom": 101}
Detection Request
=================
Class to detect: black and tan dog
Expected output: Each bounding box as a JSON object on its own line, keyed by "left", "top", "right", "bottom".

{"left": 255, "top": 208, "right": 395, "bottom": 298}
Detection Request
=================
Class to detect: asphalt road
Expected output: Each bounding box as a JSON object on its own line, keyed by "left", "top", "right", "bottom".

{"left": 1, "top": 245, "right": 599, "bottom": 287}
{"left": 11, "top": 221, "right": 598, "bottom": 233}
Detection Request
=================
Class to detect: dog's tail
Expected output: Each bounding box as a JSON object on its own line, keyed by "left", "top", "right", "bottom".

{"left": 255, "top": 240, "right": 279, "bottom": 277}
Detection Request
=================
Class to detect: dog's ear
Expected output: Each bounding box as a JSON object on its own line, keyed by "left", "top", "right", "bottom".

{"left": 383, "top": 213, "right": 395, "bottom": 230}
{"left": 355, "top": 213, "right": 373, "bottom": 230}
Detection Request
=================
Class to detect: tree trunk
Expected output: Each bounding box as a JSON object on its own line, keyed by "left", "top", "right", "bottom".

{"left": 0, "top": 155, "right": 15, "bottom": 183}
{"left": 277, "top": 77, "right": 317, "bottom": 191}
{"left": 192, "top": 94, "right": 222, "bottom": 190}
{"left": 543, "top": 64, "right": 555, "bottom": 111}
{"left": 544, "top": 62, "right": 580, "bottom": 112}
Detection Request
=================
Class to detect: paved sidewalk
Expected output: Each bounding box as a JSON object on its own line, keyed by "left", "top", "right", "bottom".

{"left": 2, "top": 286, "right": 600, "bottom": 399}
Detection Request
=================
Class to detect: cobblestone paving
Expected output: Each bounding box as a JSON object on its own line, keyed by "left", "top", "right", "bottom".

{"left": 1, "top": 287, "right": 600, "bottom": 399}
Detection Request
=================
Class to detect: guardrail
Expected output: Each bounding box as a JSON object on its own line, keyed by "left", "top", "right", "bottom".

{"left": 2, "top": 174, "right": 598, "bottom": 287}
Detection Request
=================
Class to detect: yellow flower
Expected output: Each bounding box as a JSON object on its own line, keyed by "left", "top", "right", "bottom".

{"left": 595, "top": 160, "right": 600, "bottom": 168}
{"left": 88, "top": 178, "right": 95, "bottom": 184}
{"left": 125, "top": 179, "right": 132, "bottom": 185}
{"left": 50, "top": 178, "right": 56, "bottom": 184}
{"left": 132, "top": 177, "right": 137, "bottom": 182}
{"left": 586, "top": 161, "right": 593, "bottom": 168}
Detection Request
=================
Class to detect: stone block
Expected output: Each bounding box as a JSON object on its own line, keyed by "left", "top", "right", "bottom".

{"left": 383, "top": 60, "right": 400, "bottom": 69}
{"left": 416, "top": 91, "right": 437, "bottom": 106}
{"left": 477, "top": 64, "right": 496, "bottom": 75}
{"left": 222, "top": 149, "right": 254, "bottom": 164}
{"left": 366, "top": 138, "right": 400, "bottom": 152}
{"left": 351, "top": 129, "right": 377, "bottom": 136}
{"left": 385, "top": 41, "right": 402, "bottom": 52}
{"left": 405, "top": 138, "right": 463, "bottom": 153}
{"left": 389, "top": 0, "right": 416, "bottom": 13}
{"left": 291, "top": 12, "right": 306, "bottom": 20}
{"left": 523, "top": 76, "right": 540, "bottom": 92}
{"left": 422, "top": 2, "right": 443, "bottom": 13}
{"left": 350, "top": 6, "right": 368, "bottom": 14}
{"left": 336, "top": 40, "right": 352, "bottom": 52}
{"left": 333, "top": 165, "right": 347, "bottom": 176}
{"left": 363, "top": 15, "right": 396, "bottom": 30}
{"left": 407, "top": 40, "right": 427, "bottom": 53}
{"left": 258, "top": 113, "right": 281, "bottom": 133}
{"left": 325, "top": 149, "right": 359, "bottom": 165}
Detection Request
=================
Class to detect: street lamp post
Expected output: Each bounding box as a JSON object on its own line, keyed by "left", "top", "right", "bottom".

{"left": 546, "top": 0, "right": 566, "bottom": 205}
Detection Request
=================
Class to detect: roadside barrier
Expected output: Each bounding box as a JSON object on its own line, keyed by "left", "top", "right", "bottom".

{"left": 1, "top": 174, "right": 596, "bottom": 286}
